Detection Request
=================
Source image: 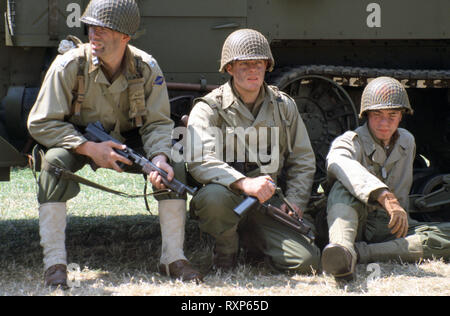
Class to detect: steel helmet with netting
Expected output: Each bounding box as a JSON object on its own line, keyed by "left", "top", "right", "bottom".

{"left": 220, "top": 28, "right": 274, "bottom": 73}
{"left": 80, "top": 0, "right": 140, "bottom": 36}
{"left": 360, "top": 76, "right": 413, "bottom": 118}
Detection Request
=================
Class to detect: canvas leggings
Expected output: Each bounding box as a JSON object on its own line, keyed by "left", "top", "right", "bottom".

{"left": 36, "top": 146, "right": 188, "bottom": 270}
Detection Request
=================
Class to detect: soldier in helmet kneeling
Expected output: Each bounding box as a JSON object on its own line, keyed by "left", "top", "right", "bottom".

{"left": 322, "top": 77, "right": 450, "bottom": 281}
{"left": 186, "top": 29, "right": 320, "bottom": 273}
{"left": 27, "top": 0, "right": 202, "bottom": 287}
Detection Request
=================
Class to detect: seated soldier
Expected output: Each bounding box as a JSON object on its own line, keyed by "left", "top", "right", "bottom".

{"left": 322, "top": 76, "right": 450, "bottom": 281}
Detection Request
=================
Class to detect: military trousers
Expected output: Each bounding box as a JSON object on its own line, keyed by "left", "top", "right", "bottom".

{"left": 37, "top": 147, "right": 186, "bottom": 204}
{"left": 327, "top": 181, "right": 450, "bottom": 262}
{"left": 191, "top": 183, "right": 320, "bottom": 273}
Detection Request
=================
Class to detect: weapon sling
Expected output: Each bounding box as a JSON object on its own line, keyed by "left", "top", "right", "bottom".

{"left": 29, "top": 147, "right": 170, "bottom": 212}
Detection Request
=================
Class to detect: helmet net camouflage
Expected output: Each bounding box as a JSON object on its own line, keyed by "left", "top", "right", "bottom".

{"left": 220, "top": 29, "right": 274, "bottom": 73}
{"left": 80, "top": 0, "right": 140, "bottom": 36}
{"left": 360, "top": 76, "right": 413, "bottom": 118}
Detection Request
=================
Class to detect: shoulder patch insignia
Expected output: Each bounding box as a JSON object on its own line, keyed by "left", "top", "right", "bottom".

{"left": 153, "top": 75, "right": 164, "bottom": 86}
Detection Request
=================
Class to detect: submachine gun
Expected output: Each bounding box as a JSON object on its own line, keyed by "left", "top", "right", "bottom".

{"left": 84, "top": 121, "right": 197, "bottom": 197}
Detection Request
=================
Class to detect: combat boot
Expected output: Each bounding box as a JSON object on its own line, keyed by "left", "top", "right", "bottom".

{"left": 322, "top": 202, "right": 359, "bottom": 281}
{"left": 322, "top": 243, "right": 356, "bottom": 281}
{"left": 44, "top": 264, "right": 68, "bottom": 288}
{"left": 158, "top": 199, "right": 203, "bottom": 282}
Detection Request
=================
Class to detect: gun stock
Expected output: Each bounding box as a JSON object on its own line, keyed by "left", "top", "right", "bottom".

{"left": 265, "top": 205, "right": 314, "bottom": 240}
{"left": 233, "top": 196, "right": 315, "bottom": 240}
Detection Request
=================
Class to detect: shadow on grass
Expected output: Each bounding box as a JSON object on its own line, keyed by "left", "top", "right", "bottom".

{"left": 0, "top": 215, "right": 311, "bottom": 293}
{"left": 0, "top": 215, "right": 211, "bottom": 273}
{"left": 1, "top": 216, "right": 446, "bottom": 295}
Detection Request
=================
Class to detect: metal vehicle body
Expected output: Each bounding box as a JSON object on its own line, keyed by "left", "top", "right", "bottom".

{"left": 1, "top": 0, "right": 449, "bottom": 219}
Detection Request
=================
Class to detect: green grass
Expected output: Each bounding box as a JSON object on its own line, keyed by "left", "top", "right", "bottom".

{"left": 0, "top": 166, "right": 217, "bottom": 295}
{"left": 0, "top": 166, "right": 154, "bottom": 218}
{"left": 0, "top": 166, "right": 205, "bottom": 270}
{"left": 1, "top": 167, "right": 449, "bottom": 296}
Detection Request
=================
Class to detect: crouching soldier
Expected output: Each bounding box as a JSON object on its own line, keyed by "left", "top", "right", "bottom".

{"left": 322, "top": 76, "right": 450, "bottom": 281}
{"left": 27, "top": 0, "right": 202, "bottom": 287}
{"left": 186, "top": 29, "right": 320, "bottom": 273}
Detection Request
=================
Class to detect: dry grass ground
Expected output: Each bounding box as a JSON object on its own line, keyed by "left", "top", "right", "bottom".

{"left": 1, "top": 167, "right": 449, "bottom": 296}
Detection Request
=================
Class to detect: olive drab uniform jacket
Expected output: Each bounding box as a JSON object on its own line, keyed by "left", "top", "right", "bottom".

{"left": 187, "top": 81, "right": 316, "bottom": 210}
{"left": 27, "top": 43, "right": 173, "bottom": 160}
{"left": 326, "top": 123, "right": 415, "bottom": 212}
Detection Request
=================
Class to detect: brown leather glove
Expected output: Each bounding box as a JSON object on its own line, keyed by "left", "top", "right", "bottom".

{"left": 377, "top": 191, "right": 409, "bottom": 238}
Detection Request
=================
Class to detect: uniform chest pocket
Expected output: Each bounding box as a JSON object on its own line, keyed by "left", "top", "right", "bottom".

{"left": 77, "top": 85, "right": 97, "bottom": 111}
{"left": 99, "top": 86, "right": 126, "bottom": 112}
{"left": 118, "top": 93, "right": 130, "bottom": 112}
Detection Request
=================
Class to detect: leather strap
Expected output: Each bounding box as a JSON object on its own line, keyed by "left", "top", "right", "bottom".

{"left": 29, "top": 147, "right": 168, "bottom": 211}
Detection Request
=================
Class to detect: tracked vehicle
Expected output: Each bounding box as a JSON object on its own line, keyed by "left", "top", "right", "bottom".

{"left": 1, "top": 0, "right": 448, "bottom": 219}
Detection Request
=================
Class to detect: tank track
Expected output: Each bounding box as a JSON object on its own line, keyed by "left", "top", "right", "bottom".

{"left": 270, "top": 65, "right": 450, "bottom": 89}
{"left": 268, "top": 64, "right": 450, "bottom": 187}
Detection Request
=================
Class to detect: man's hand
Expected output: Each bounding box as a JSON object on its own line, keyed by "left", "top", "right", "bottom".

{"left": 280, "top": 203, "right": 303, "bottom": 219}
{"left": 377, "top": 190, "right": 409, "bottom": 238}
{"left": 149, "top": 154, "right": 174, "bottom": 190}
{"left": 75, "top": 141, "right": 132, "bottom": 172}
{"left": 231, "top": 175, "right": 276, "bottom": 203}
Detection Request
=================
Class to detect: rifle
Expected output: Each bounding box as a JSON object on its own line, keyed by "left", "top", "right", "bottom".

{"left": 84, "top": 121, "right": 197, "bottom": 196}
{"left": 234, "top": 188, "right": 315, "bottom": 241}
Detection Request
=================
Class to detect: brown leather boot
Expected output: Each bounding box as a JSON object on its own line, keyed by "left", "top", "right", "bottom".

{"left": 159, "top": 259, "right": 203, "bottom": 283}
{"left": 44, "top": 264, "right": 68, "bottom": 288}
{"left": 321, "top": 243, "right": 356, "bottom": 281}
